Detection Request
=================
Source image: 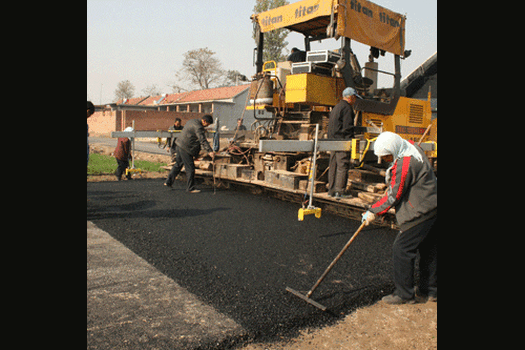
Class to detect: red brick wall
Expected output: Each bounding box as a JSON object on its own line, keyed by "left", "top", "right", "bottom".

{"left": 87, "top": 109, "right": 120, "bottom": 136}
{"left": 120, "top": 111, "right": 207, "bottom": 131}
{"left": 88, "top": 109, "right": 208, "bottom": 136}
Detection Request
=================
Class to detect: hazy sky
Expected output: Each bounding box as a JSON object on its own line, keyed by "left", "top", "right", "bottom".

{"left": 87, "top": 0, "right": 436, "bottom": 104}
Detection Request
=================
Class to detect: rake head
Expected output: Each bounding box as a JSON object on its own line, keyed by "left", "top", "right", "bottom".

{"left": 285, "top": 287, "right": 327, "bottom": 311}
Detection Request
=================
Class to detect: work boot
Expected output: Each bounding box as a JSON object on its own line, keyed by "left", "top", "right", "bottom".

{"left": 381, "top": 294, "right": 415, "bottom": 305}
{"left": 417, "top": 293, "right": 437, "bottom": 302}
{"left": 415, "top": 287, "right": 437, "bottom": 302}
{"left": 189, "top": 189, "right": 201, "bottom": 194}
{"left": 333, "top": 192, "right": 351, "bottom": 200}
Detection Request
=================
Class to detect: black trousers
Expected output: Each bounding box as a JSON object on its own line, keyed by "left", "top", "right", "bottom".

{"left": 115, "top": 159, "right": 131, "bottom": 180}
{"left": 392, "top": 215, "right": 438, "bottom": 299}
{"left": 166, "top": 148, "right": 196, "bottom": 191}
{"left": 169, "top": 144, "right": 177, "bottom": 163}
{"left": 328, "top": 151, "right": 351, "bottom": 195}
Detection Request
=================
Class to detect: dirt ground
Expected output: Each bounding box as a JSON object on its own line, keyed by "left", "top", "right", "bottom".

{"left": 241, "top": 300, "right": 437, "bottom": 350}
{"left": 87, "top": 144, "right": 437, "bottom": 349}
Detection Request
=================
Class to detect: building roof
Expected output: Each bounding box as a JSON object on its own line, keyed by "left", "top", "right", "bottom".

{"left": 117, "top": 96, "right": 150, "bottom": 105}
{"left": 116, "top": 84, "right": 250, "bottom": 106}
{"left": 174, "top": 84, "right": 250, "bottom": 104}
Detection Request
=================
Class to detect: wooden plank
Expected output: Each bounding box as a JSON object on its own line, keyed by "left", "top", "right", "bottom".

{"left": 358, "top": 191, "right": 384, "bottom": 203}
{"left": 348, "top": 180, "right": 379, "bottom": 193}
{"left": 298, "top": 180, "right": 326, "bottom": 193}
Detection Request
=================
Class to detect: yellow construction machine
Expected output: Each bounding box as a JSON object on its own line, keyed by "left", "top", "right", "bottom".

{"left": 140, "top": 0, "right": 437, "bottom": 226}
{"left": 111, "top": 1, "right": 437, "bottom": 227}
{"left": 248, "top": 0, "right": 436, "bottom": 165}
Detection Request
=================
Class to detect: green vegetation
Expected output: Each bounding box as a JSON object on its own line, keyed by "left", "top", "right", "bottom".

{"left": 87, "top": 153, "right": 167, "bottom": 175}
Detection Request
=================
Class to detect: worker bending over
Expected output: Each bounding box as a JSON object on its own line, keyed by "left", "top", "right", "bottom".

{"left": 362, "top": 131, "right": 437, "bottom": 304}
{"left": 164, "top": 115, "right": 215, "bottom": 193}
{"left": 114, "top": 127, "right": 134, "bottom": 181}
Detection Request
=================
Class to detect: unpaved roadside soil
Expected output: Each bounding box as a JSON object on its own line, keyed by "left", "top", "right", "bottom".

{"left": 241, "top": 300, "right": 437, "bottom": 350}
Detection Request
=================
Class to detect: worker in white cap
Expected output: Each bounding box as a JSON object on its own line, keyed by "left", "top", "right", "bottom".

{"left": 362, "top": 131, "right": 437, "bottom": 304}
{"left": 327, "top": 87, "right": 362, "bottom": 199}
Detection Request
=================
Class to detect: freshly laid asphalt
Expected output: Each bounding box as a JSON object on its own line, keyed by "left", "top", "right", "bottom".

{"left": 87, "top": 178, "right": 397, "bottom": 349}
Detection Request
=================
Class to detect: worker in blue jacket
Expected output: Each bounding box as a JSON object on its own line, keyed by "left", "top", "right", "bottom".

{"left": 362, "top": 131, "right": 437, "bottom": 305}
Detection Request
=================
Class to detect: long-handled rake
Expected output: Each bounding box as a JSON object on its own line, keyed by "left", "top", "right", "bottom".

{"left": 286, "top": 221, "right": 367, "bottom": 311}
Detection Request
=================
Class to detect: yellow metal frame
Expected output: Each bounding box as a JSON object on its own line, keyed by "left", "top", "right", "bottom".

{"left": 125, "top": 168, "right": 142, "bottom": 175}
{"left": 298, "top": 207, "right": 322, "bottom": 221}
{"left": 351, "top": 138, "right": 360, "bottom": 161}
{"left": 263, "top": 61, "right": 277, "bottom": 73}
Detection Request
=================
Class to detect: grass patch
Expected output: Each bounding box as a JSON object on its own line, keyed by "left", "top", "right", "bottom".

{"left": 87, "top": 153, "right": 167, "bottom": 175}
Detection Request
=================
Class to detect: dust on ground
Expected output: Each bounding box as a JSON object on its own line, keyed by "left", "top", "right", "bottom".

{"left": 241, "top": 300, "right": 437, "bottom": 350}
{"left": 87, "top": 144, "right": 437, "bottom": 349}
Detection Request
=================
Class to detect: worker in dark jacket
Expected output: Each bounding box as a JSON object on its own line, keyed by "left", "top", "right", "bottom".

{"left": 166, "top": 118, "right": 183, "bottom": 162}
{"left": 287, "top": 47, "right": 306, "bottom": 62}
{"left": 114, "top": 127, "right": 133, "bottom": 181}
{"left": 164, "top": 115, "right": 215, "bottom": 193}
{"left": 327, "top": 87, "right": 361, "bottom": 199}
{"left": 362, "top": 131, "right": 437, "bottom": 304}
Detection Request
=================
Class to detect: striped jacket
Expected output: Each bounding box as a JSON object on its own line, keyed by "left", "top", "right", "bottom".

{"left": 369, "top": 143, "right": 437, "bottom": 230}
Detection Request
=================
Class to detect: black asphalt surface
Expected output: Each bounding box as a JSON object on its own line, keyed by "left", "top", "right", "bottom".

{"left": 87, "top": 178, "right": 397, "bottom": 347}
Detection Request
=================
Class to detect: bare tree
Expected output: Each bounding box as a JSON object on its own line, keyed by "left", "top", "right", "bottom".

{"left": 221, "top": 70, "right": 249, "bottom": 87}
{"left": 179, "top": 48, "right": 224, "bottom": 90}
{"left": 114, "top": 80, "right": 135, "bottom": 101}
{"left": 168, "top": 84, "right": 186, "bottom": 94}
{"left": 142, "top": 84, "right": 162, "bottom": 96}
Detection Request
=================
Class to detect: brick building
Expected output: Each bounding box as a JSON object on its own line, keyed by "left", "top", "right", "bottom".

{"left": 88, "top": 84, "right": 251, "bottom": 136}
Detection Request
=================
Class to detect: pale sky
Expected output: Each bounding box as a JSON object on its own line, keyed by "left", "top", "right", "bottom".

{"left": 87, "top": 0, "right": 437, "bottom": 104}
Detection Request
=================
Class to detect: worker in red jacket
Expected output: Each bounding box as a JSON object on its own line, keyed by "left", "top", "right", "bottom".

{"left": 362, "top": 131, "right": 437, "bottom": 305}
{"left": 114, "top": 127, "right": 133, "bottom": 181}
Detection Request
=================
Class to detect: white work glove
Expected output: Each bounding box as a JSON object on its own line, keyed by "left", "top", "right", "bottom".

{"left": 361, "top": 211, "right": 376, "bottom": 226}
